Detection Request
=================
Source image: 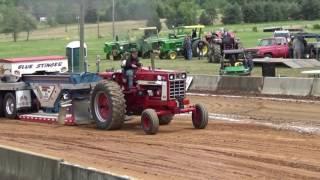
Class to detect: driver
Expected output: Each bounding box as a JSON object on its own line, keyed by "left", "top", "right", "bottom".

{"left": 124, "top": 48, "right": 141, "bottom": 89}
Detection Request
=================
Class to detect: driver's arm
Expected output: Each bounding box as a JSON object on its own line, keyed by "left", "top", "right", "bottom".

{"left": 136, "top": 59, "right": 142, "bottom": 68}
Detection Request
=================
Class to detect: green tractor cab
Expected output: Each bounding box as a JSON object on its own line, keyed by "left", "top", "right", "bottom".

{"left": 129, "top": 27, "right": 160, "bottom": 59}
{"left": 220, "top": 49, "right": 253, "bottom": 76}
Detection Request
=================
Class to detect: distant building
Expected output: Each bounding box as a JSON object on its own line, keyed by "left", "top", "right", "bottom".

{"left": 39, "top": 17, "right": 47, "bottom": 23}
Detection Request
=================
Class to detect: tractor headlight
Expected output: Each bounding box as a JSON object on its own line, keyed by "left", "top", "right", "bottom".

{"left": 181, "top": 73, "right": 187, "bottom": 79}
{"left": 169, "top": 74, "right": 175, "bottom": 80}
{"left": 120, "top": 46, "right": 123, "bottom": 50}
{"left": 157, "top": 75, "right": 163, "bottom": 81}
{"left": 112, "top": 74, "right": 116, "bottom": 79}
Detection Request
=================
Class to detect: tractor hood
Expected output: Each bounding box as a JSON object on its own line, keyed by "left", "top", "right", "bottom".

{"left": 99, "top": 67, "right": 187, "bottom": 82}
{"left": 104, "top": 40, "right": 129, "bottom": 45}
{"left": 245, "top": 47, "right": 266, "bottom": 58}
{"left": 104, "top": 41, "right": 117, "bottom": 45}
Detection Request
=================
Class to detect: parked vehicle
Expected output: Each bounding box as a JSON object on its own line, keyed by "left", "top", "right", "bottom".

{"left": 104, "top": 27, "right": 160, "bottom": 60}
{"left": 207, "top": 30, "right": 241, "bottom": 63}
{"left": 248, "top": 33, "right": 320, "bottom": 60}
{"left": 167, "top": 25, "right": 209, "bottom": 58}
{"left": 246, "top": 37, "right": 290, "bottom": 58}
{"left": 219, "top": 49, "right": 253, "bottom": 76}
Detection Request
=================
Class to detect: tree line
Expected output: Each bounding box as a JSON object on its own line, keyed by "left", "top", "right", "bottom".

{"left": 0, "top": 0, "right": 320, "bottom": 41}
{"left": 222, "top": 0, "right": 320, "bottom": 24}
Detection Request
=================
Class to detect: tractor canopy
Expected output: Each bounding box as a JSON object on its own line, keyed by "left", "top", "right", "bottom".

{"left": 170, "top": 25, "right": 205, "bottom": 39}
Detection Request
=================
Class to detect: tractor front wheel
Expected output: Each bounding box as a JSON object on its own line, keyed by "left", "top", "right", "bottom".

{"left": 192, "top": 104, "right": 208, "bottom": 129}
{"left": 168, "top": 51, "right": 177, "bottom": 60}
{"left": 159, "top": 114, "right": 173, "bottom": 125}
{"left": 141, "top": 109, "right": 159, "bottom": 135}
{"left": 91, "top": 81, "right": 126, "bottom": 130}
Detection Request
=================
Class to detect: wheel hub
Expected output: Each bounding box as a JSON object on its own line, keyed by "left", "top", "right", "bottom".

{"left": 94, "top": 92, "right": 110, "bottom": 122}
{"left": 143, "top": 116, "right": 150, "bottom": 130}
{"left": 6, "top": 98, "right": 14, "bottom": 115}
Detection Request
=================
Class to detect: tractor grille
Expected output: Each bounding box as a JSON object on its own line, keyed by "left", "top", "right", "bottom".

{"left": 169, "top": 80, "right": 186, "bottom": 99}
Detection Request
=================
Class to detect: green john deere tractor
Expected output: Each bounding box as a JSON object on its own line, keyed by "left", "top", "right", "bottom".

{"left": 156, "top": 25, "right": 209, "bottom": 60}
{"left": 104, "top": 40, "right": 136, "bottom": 60}
{"left": 158, "top": 38, "right": 183, "bottom": 60}
{"left": 103, "top": 27, "right": 160, "bottom": 60}
{"left": 130, "top": 27, "right": 161, "bottom": 59}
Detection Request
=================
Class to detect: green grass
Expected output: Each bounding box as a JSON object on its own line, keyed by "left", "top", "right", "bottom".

{"left": 0, "top": 19, "right": 320, "bottom": 77}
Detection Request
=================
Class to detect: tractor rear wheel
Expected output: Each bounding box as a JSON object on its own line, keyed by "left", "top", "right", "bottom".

{"left": 192, "top": 40, "right": 209, "bottom": 57}
{"left": 213, "top": 45, "right": 222, "bottom": 63}
{"left": 106, "top": 53, "right": 110, "bottom": 60}
{"left": 142, "top": 51, "right": 151, "bottom": 59}
{"left": 4, "top": 92, "right": 17, "bottom": 119}
{"left": 192, "top": 104, "right": 208, "bottom": 129}
{"left": 159, "top": 114, "right": 173, "bottom": 125}
{"left": 91, "top": 81, "right": 126, "bottom": 130}
{"left": 141, "top": 109, "right": 159, "bottom": 135}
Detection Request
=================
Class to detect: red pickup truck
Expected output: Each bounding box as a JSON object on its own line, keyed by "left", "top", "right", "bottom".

{"left": 247, "top": 37, "right": 290, "bottom": 58}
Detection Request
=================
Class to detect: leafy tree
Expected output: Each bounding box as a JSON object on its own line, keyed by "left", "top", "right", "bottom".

{"left": 242, "top": 3, "right": 256, "bottom": 23}
{"left": 165, "top": 0, "right": 200, "bottom": 27}
{"left": 300, "top": 0, "right": 320, "bottom": 20}
{"left": 253, "top": 3, "right": 265, "bottom": 22}
{"left": 202, "top": 0, "right": 217, "bottom": 23}
{"left": 287, "top": 3, "right": 301, "bottom": 20}
{"left": 56, "top": 2, "right": 74, "bottom": 31}
{"left": 22, "top": 14, "right": 37, "bottom": 41}
{"left": 222, "top": 3, "right": 243, "bottom": 24}
{"left": 1, "top": 6, "right": 24, "bottom": 42}
{"left": 85, "top": 0, "right": 98, "bottom": 23}
{"left": 146, "top": 13, "right": 162, "bottom": 32}
{"left": 263, "top": 3, "right": 275, "bottom": 22}
{"left": 199, "top": 11, "right": 211, "bottom": 25}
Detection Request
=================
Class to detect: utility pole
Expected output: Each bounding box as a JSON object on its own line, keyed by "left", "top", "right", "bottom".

{"left": 112, "top": 0, "right": 115, "bottom": 40}
{"left": 79, "top": 0, "right": 86, "bottom": 72}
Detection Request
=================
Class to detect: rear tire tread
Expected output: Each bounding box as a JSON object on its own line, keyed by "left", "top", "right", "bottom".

{"left": 91, "top": 81, "right": 126, "bottom": 130}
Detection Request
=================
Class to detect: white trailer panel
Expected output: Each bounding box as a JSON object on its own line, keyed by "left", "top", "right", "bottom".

{"left": 0, "top": 56, "right": 68, "bottom": 77}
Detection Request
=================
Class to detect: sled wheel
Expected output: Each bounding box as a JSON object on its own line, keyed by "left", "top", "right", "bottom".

{"left": 4, "top": 92, "right": 17, "bottom": 119}
{"left": 0, "top": 94, "right": 4, "bottom": 117}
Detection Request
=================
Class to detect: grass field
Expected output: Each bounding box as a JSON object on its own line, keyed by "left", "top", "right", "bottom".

{"left": 0, "top": 19, "right": 320, "bottom": 76}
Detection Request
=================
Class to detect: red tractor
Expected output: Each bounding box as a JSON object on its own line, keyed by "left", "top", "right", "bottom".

{"left": 98, "top": 67, "right": 208, "bottom": 134}
{"left": 206, "top": 30, "right": 240, "bottom": 63}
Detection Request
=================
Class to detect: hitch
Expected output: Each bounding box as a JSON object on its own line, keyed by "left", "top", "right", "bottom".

{"left": 176, "top": 96, "right": 185, "bottom": 109}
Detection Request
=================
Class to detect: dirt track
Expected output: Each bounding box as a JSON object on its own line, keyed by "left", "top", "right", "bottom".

{"left": 0, "top": 95, "right": 320, "bottom": 180}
